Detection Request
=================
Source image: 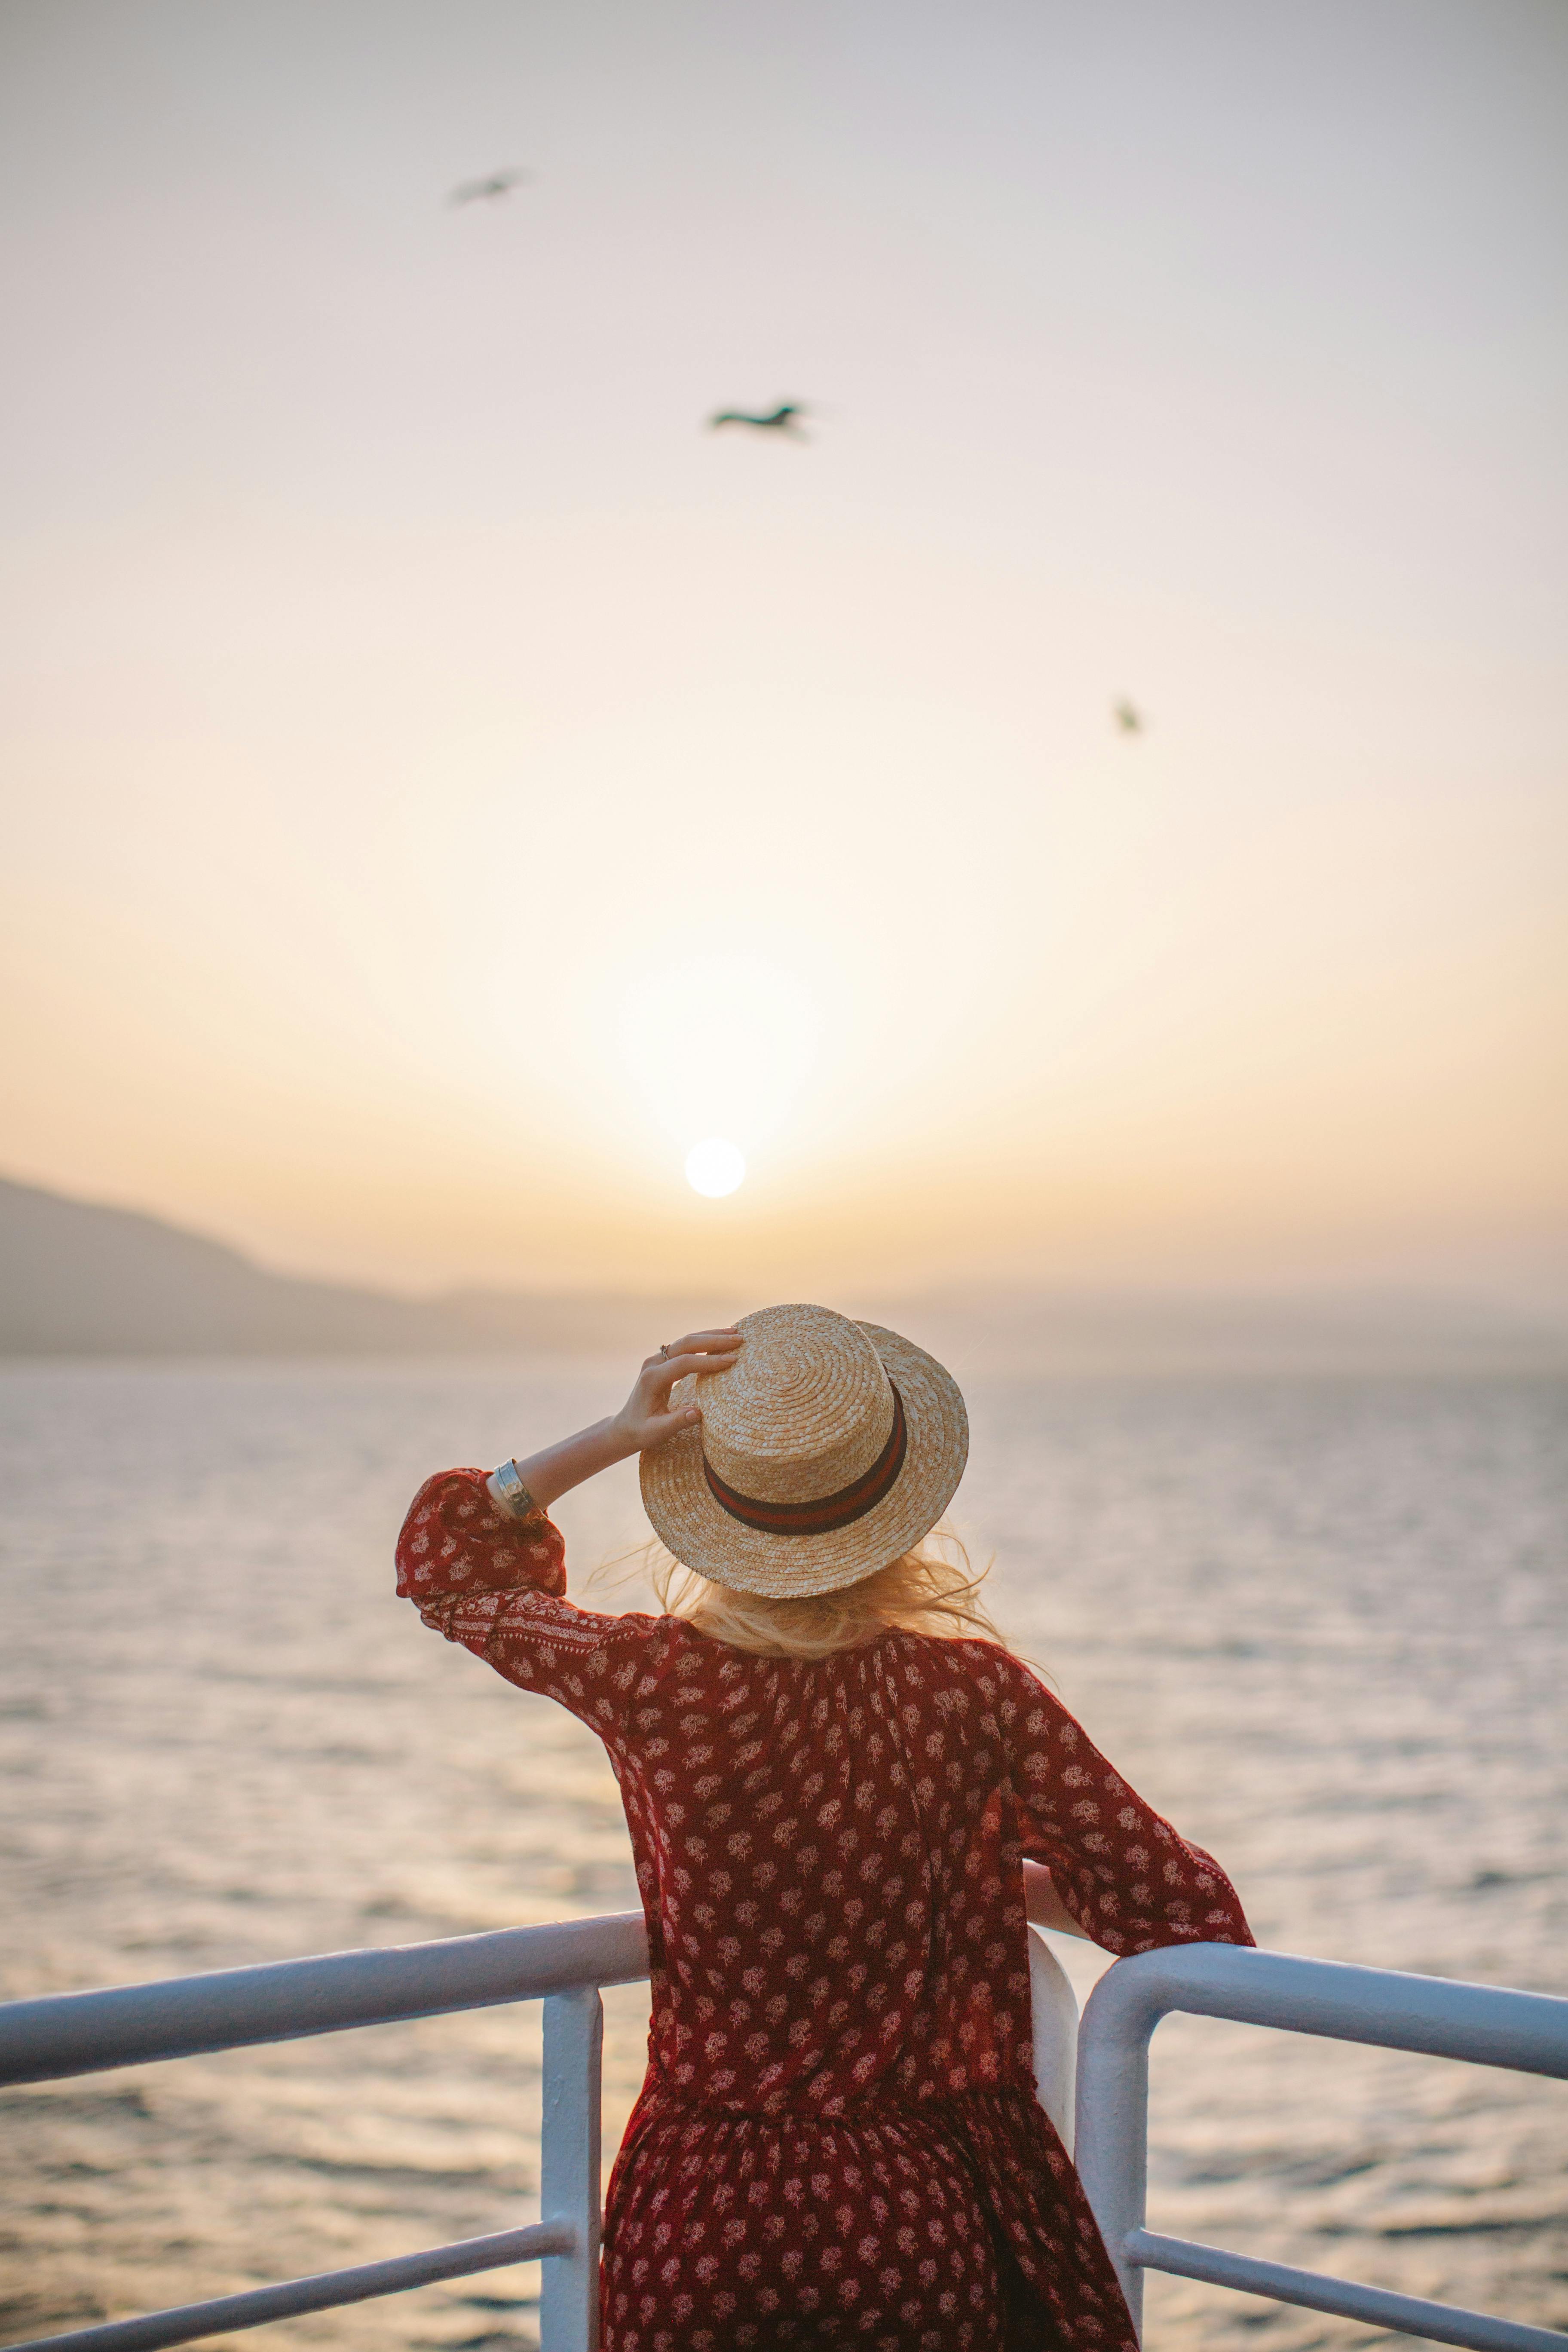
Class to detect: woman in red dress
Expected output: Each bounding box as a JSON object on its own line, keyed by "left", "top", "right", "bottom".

{"left": 397, "top": 1303, "right": 1252, "bottom": 2352}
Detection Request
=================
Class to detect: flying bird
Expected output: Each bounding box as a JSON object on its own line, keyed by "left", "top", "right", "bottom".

{"left": 1113, "top": 698, "right": 1145, "bottom": 735}
{"left": 708, "top": 402, "right": 809, "bottom": 438}
{"left": 447, "top": 168, "right": 531, "bottom": 206}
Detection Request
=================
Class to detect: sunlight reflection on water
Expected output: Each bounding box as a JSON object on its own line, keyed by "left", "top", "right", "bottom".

{"left": 0, "top": 1361, "right": 1564, "bottom": 2349}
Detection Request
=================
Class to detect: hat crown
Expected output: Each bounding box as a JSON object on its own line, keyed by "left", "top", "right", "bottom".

{"left": 700, "top": 1303, "right": 894, "bottom": 1508}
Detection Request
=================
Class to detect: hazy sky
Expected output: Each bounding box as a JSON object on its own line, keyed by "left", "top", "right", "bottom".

{"left": 2, "top": 0, "right": 1564, "bottom": 1303}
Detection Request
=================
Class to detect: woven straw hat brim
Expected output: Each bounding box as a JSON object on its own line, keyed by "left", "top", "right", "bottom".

{"left": 639, "top": 1322, "right": 968, "bottom": 1599}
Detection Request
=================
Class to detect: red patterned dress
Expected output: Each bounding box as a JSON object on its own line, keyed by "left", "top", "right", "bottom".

{"left": 397, "top": 1470, "right": 1253, "bottom": 2352}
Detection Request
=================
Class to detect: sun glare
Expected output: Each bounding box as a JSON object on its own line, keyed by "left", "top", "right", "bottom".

{"left": 686, "top": 1138, "right": 746, "bottom": 1197}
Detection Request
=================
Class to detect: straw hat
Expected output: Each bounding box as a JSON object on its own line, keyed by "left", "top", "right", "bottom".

{"left": 640, "top": 1302, "right": 968, "bottom": 1599}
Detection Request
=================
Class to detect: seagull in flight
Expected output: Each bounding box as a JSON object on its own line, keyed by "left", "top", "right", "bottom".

{"left": 448, "top": 167, "right": 532, "bottom": 206}
{"left": 1113, "top": 698, "right": 1145, "bottom": 735}
{"left": 708, "top": 401, "right": 810, "bottom": 438}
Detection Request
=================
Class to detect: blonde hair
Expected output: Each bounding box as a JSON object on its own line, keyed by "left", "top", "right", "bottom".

{"left": 649, "top": 1531, "right": 1006, "bottom": 1661}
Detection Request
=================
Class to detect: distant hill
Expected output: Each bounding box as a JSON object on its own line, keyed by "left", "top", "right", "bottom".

{"left": 2, "top": 1173, "right": 1565, "bottom": 1371}
{"left": 0, "top": 1176, "right": 705, "bottom": 1356}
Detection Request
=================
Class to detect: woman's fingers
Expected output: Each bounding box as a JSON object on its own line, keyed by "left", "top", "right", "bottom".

{"left": 640, "top": 1329, "right": 739, "bottom": 1376}
{"left": 624, "top": 1329, "right": 740, "bottom": 1442}
{"left": 640, "top": 1399, "right": 703, "bottom": 1449}
{"left": 660, "top": 1343, "right": 740, "bottom": 1382}
{"left": 642, "top": 1332, "right": 741, "bottom": 1389}
{"left": 663, "top": 1336, "right": 738, "bottom": 1373}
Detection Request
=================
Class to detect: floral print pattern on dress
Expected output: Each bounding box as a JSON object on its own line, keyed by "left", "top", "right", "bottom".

{"left": 398, "top": 1468, "right": 1253, "bottom": 2352}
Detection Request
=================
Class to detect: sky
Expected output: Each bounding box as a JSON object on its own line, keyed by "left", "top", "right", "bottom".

{"left": 1, "top": 0, "right": 1564, "bottom": 1307}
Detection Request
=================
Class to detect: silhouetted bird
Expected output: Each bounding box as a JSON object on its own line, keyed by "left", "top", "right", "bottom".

{"left": 1113, "top": 698, "right": 1145, "bottom": 735}
{"left": 708, "top": 402, "right": 808, "bottom": 437}
{"left": 448, "top": 168, "right": 531, "bottom": 206}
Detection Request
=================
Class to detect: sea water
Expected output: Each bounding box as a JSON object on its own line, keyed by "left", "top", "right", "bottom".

{"left": 0, "top": 1360, "right": 1563, "bottom": 2349}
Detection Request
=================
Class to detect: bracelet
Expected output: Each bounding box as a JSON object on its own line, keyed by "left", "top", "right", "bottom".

{"left": 493, "top": 1459, "right": 541, "bottom": 1518}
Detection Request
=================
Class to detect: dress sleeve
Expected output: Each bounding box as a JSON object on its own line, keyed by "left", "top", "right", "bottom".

{"left": 1004, "top": 1663, "right": 1253, "bottom": 1957}
{"left": 395, "top": 1467, "right": 652, "bottom": 1745}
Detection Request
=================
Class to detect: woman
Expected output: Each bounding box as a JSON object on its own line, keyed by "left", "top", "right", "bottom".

{"left": 397, "top": 1303, "right": 1252, "bottom": 2352}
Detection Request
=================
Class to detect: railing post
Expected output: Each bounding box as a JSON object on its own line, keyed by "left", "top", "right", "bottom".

{"left": 1072, "top": 1942, "right": 1568, "bottom": 2350}
{"left": 1026, "top": 1927, "right": 1080, "bottom": 2154}
{"left": 1073, "top": 1972, "right": 1158, "bottom": 2335}
{"left": 539, "top": 1985, "right": 603, "bottom": 2352}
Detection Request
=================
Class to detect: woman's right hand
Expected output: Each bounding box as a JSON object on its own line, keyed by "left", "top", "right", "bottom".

{"left": 611, "top": 1329, "right": 743, "bottom": 1455}
{"left": 487, "top": 1329, "right": 743, "bottom": 1514}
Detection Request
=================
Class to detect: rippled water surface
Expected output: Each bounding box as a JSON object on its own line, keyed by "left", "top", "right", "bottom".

{"left": 1, "top": 1360, "right": 1564, "bottom": 2349}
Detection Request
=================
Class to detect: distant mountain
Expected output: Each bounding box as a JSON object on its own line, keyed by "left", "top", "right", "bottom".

{"left": 2, "top": 1174, "right": 1564, "bottom": 1371}
{"left": 0, "top": 1176, "right": 705, "bottom": 1356}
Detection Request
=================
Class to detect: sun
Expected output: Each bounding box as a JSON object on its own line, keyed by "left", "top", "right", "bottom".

{"left": 685, "top": 1138, "right": 746, "bottom": 1197}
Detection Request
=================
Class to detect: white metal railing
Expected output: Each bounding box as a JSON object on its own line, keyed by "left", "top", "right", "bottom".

{"left": 1074, "top": 1942, "right": 1568, "bottom": 2352}
{"left": 0, "top": 1914, "right": 649, "bottom": 2352}
{"left": 2, "top": 1926, "right": 1565, "bottom": 2352}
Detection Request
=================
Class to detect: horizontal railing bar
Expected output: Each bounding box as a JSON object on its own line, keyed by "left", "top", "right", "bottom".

{"left": 0, "top": 1913, "right": 650, "bottom": 2088}
{"left": 5, "top": 2222, "right": 574, "bottom": 2352}
{"left": 1086, "top": 1944, "right": 1568, "bottom": 2079}
{"left": 1128, "top": 2230, "right": 1568, "bottom": 2352}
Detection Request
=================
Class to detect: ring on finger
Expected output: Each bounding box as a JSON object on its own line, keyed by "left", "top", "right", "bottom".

{"left": 659, "top": 1342, "right": 670, "bottom": 1360}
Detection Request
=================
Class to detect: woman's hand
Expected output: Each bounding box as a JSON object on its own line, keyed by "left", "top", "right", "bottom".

{"left": 611, "top": 1329, "right": 744, "bottom": 1454}
{"left": 487, "top": 1328, "right": 743, "bottom": 1514}
{"left": 1024, "top": 1859, "right": 1089, "bottom": 1940}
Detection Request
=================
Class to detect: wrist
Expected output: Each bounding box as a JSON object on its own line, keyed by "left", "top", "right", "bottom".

{"left": 602, "top": 1412, "right": 641, "bottom": 1464}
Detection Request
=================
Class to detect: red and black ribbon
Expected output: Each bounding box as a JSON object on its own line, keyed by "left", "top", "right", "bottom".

{"left": 703, "top": 1382, "right": 908, "bottom": 1537}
